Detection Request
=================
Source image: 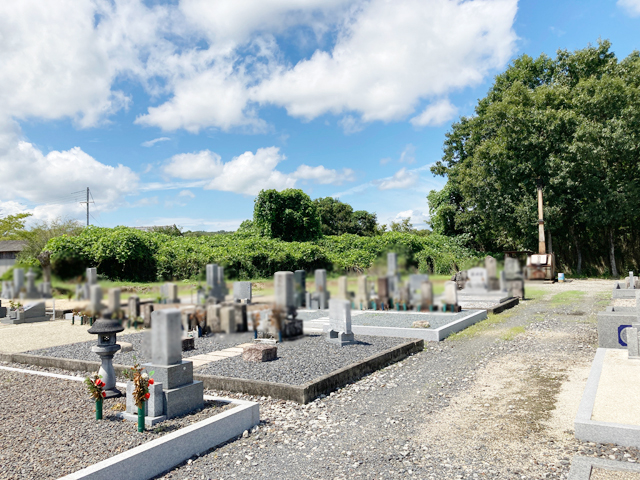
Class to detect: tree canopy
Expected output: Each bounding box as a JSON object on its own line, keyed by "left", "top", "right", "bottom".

{"left": 313, "top": 197, "right": 377, "bottom": 236}
{"left": 429, "top": 40, "right": 640, "bottom": 275}
{"left": 253, "top": 189, "right": 323, "bottom": 242}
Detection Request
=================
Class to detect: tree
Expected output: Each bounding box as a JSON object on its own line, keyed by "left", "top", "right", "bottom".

{"left": 253, "top": 189, "right": 322, "bottom": 242}
{"left": 313, "top": 197, "right": 378, "bottom": 236}
{"left": 0, "top": 213, "right": 32, "bottom": 240}
{"left": 18, "top": 218, "right": 82, "bottom": 266}
{"left": 429, "top": 40, "right": 640, "bottom": 274}
{"left": 390, "top": 217, "right": 414, "bottom": 233}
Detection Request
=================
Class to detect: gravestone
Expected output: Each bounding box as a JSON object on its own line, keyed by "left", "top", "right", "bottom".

{"left": 626, "top": 271, "right": 639, "bottom": 289}
{"left": 464, "top": 267, "right": 489, "bottom": 292}
{"left": 386, "top": 252, "right": 401, "bottom": 298}
{"left": 420, "top": 281, "right": 435, "bottom": 310}
{"left": 142, "top": 309, "right": 204, "bottom": 419}
{"left": 233, "top": 282, "right": 252, "bottom": 303}
{"left": 336, "top": 276, "right": 349, "bottom": 300}
{"left": 485, "top": 256, "right": 500, "bottom": 290}
{"left": 377, "top": 277, "right": 389, "bottom": 308}
{"left": 326, "top": 298, "right": 355, "bottom": 346}
{"left": 1, "top": 281, "right": 13, "bottom": 299}
{"left": 306, "top": 269, "right": 329, "bottom": 309}
{"left": 25, "top": 269, "right": 40, "bottom": 299}
{"left": 272, "top": 271, "right": 303, "bottom": 338}
{"left": 128, "top": 295, "right": 140, "bottom": 319}
{"left": 354, "top": 275, "right": 369, "bottom": 310}
{"left": 13, "top": 268, "right": 24, "bottom": 295}
{"left": 89, "top": 285, "right": 103, "bottom": 317}
{"left": 294, "top": 270, "right": 306, "bottom": 308}
{"left": 86, "top": 267, "right": 98, "bottom": 285}
{"left": 108, "top": 288, "right": 121, "bottom": 313}
{"left": 235, "top": 303, "right": 248, "bottom": 332}
{"left": 220, "top": 306, "right": 236, "bottom": 333}
{"left": 504, "top": 257, "right": 525, "bottom": 298}
{"left": 387, "top": 252, "right": 398, "bottom": 276}
{"left": 206, "top": 304, "right": 221, "bottom": 332}
{"left": 408, "top": 274, "right": 430, "bottom": 307}
{"left": 142, "top": 304, "right": 154, "bottom": 328}
{"left": 160, "top": 283, "right": 180, "bottom": 303}
{"left": 206, "top": 264, "right": 227, "bottom": 302}
{"left": 442, "top": 281, "right": 460, "bottom": 312}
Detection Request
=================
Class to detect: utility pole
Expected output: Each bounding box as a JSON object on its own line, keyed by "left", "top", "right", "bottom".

{"left": 80, "top": 187, "right": 94, "bottom": 226}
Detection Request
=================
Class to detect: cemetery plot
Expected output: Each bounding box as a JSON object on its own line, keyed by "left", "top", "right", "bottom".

{"left": 0, "top": 368, "right": 235, "bottom": 480}
{"left": 299, "top": 309, "right": 487, "bottom": 342}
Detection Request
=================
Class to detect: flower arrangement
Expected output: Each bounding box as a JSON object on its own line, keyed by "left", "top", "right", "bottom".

{"left": 8, "top": 300, "right": 22, "bottom": 311}
{"left": 85, "top": 372, "right": 107, "bottom": 400}
{"left": 123, "top": 362, "right": 154, "bottom": 409}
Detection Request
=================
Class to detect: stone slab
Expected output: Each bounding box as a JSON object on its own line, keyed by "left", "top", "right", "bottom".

{"left": 568, "top": 456, "right": 640, "bottom": 480}
{"left": 164, "top": 380, "right": 204, "bottom": 419}
{"left": 575, "top": 348, "right": 640, "bottom": 448}
{"left": 242, "top": 343, "right": 277, "bottom": 362}
{"left": 591, "top": 349, "right": 640, "bottom": 425}
{"left": 613, "top": 289, "right": 639, "bottom": 299}
{"left": 143, "top": 361, "right": 193, "bottom": 390}
{"left": 59, "top": 396, "right": 259, "bottom": 480}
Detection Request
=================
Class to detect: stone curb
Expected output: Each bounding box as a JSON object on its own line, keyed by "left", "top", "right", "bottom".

{"left": 194, "top": 339, "right": 424, "bottom": 404}
{"left": 568, "top": 455, "right": 640, "bottom": 479}
{"left": 486, "top": 297, "right": 519, "bottom": 315}
{"left": 0, "top": 339, "right": 423, "bottom": 405}
{"left": 58, "top": 395, "right": 260, "bottom": 480}
{"left": 574, "top": 348, "right": 640, "bottom": 448}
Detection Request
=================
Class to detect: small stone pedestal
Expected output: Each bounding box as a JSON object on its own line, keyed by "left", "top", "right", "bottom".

{"left": 243, "top": 343, "right": 277, "bottom": 362}
{"left": 326, "top": 299, "right": 356, "bottom": 347}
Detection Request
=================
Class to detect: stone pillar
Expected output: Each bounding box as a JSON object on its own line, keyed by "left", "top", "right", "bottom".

{"left": 315, "top": 269, "right": 327, "bottom": 293}
{"left": 108, "top": 288, "right": 121, "bottom": 313}
{"left": 442, "top": 281, "right": 459, "bottom": 312}
{"left": 13, "top": 268, "right": 24, "bottom": 294}
{"left": 354, "top": 275, "right": 369, "bottom": 309}
{"left": 274, "top": 271, "right": 294, "bottom": 310}
{"left": 206, "top": 304, "right": 221, "bottom": 332}
{"left": 150, "top": 309, "right": 182, "bottom": 365}
{"left": 336, "top": 276, "right": 349, "bottom": 300}
{"left": 327, "top": 298, "right": 355, "bottom": 346}
{"left": 408, "top": 274, "right": 430, "bottom": 307}
{"left": 377, "top": 277, "right": 389, "bottom": 308}
{"left": 128, "top": 295, "right": 140, "bottom": 319}
{"left": 294, "top": 270, "right": 306, "bottom": 308}
{"left": 421, "top": 281, "right": 433, "bottom": 309}
{"left": 233, "top": 282, "right": 252, "bottom": 303}
{"left": 220, "top": 306, "right": 236, "bottom": 334}
{"left": 86, "top": 268, "right": 98, "bottom": 285}
{"left": 387, "top": 252, "right": 398, "bottom": 276}
{"left": 142, "top": 303, "right": 154, "bottom": 328}
{"left": 89, "top": 285, "right": 103, "bottom": 317}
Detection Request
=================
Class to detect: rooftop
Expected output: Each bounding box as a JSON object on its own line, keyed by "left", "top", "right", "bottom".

{"left": 0, "top": 240, "right": 27, "bottom": 253}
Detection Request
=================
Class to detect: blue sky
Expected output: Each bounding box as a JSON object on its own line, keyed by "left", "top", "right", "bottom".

{"left": 1, "top": 0, "right": 639, "bottom": 231}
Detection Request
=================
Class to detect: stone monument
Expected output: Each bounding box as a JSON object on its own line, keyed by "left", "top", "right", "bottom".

{"left": 442, "top": 281, "right": 460, "bottom": 312}
{"left": 354, "top": 275, "right": 369, "bottom": 310}
{"left": 233, "top": 281, "right": 252, "bottom": 303}
{"left": 306, "top": 269, "right": 330, "bottom": 309}
{"left": 326, "top": 298, "right": 356, "bottom": 346}
{"left": 294, "top": 270, "right": 306, "bottom": 308}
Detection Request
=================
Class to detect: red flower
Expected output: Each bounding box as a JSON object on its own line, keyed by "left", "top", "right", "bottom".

{"left": 101, "top": 391, "right": 106, "bottom": 398}
{"left": 95, "top": 379, "right": 101, "bottom": 386}
{"left": 144, "top": 392, "right": 150, "bottom": 400}
{"left": 99, "top": 381, "right": 106, "bottom": 388}
{"left": 148, "top": 379, "right": 154, "bottom": 385}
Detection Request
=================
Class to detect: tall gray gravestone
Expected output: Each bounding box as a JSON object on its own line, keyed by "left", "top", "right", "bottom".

{"left": 273, "top": 271, "right": 303, "bottom": 338}
{"left": 326, "top": 298, "right": 355, "bottom": 346}
{"left": 143, "top": 309, "right": 204, "bottom": 419}
{"left": 354, "top": 275, "right": 369, "bottom": 310}
{"left": 13, "top": 268, "right": 24, "bottom": 295}
{"left": 294, "top": 270, "right": 306, "bottom": 308}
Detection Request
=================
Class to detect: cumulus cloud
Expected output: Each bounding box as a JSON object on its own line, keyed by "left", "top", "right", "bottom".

{"left": 618, "top": 0, "right": 640, "bottom": 16}
{"left": 376, "top": 168, "right": 419, "bottom": 190}
{"left": 410, "top": 99, "right": 458, "bottom": 127}
{"left": 164, "top": 150, "right": 223, "bottom": 180}
{"left": 339, "top": 115, "right": 364, "bottom": 135}
{"left": 162, "top": 147, "right": 354, "bottom": 195}
{"left": 179, "top": 190, "right": 196, "bottom": 198}
{"left": 141, "top": 137, "right": 171, "bottom": 147}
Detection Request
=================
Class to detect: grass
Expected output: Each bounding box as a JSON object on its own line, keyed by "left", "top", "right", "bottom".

{"left": 500, "top": 326, "right": 526, "bottom": 341}
{"left": 550, "top": 290, "right": 586, "bottom": 305}
{"left": 524, "top": 287, "right": 547, "bottom": 300}
{"left": 447, "top": 313, "right": 509, "bottom": 340}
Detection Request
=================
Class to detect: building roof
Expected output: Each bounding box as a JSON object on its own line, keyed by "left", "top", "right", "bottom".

{"left": 0, "top": 240, "right": 27, "bottom": 253}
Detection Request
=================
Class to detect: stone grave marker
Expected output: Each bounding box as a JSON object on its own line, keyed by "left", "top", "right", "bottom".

{"left": 108, "top": 288, "right": 121, "bottom": 313}
{"left": 354, "top": 275, "right": 369, "bottom": 309}
{"left": 294, "top": 270, "right": 306, "bottom": 308}
{"left": 220, "top": 306, "right": 236, "bottom": 333}
{"left": 160, "top": 283, "right": 180, "bottom": 303}
{"left": 336, "top": 276, "right": 349, "bottom": 300}
{"left": 86, "top": 267, "right": 98, "bottom": 285}
{"left": 420, "top": 281, "right": 435, "bottom": 310}
{"left": 485, "top": 256, "right": 500, "bottom": 290}
{"left": 13, "top": 268, "right": 24, "bottom": 295}
{"left": 326, "top": 298, "right": 355, "bottom": 346}
{"left": 25, "top": 269, "right": 40, "bottom": 299}
{"left": 464, "top": 267, "right": 489, "bottom": 292}
{"left": 408, "top": 274, "right": 430, "bottom": 307}
{"left": 442, "top": 281, "right": 460, "bottom": 312}
{"left": 377, "top": 277, "right": 389, "bottom": 308}
{"left": 128, "top": 295, "right": 140, "bottom": 319}
{"left": 233, "top": 281, "right": 252, "bottom": 303}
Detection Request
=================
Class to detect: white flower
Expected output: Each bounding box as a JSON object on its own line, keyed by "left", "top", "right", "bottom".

{"left": 141, "top": 372, "right": 149, "bottom": 380}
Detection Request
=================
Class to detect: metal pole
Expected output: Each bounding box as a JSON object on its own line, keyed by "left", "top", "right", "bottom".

{"left": 87, "top": 187, "right": 90, "bottom": 226}
{"left": 537, "top": 183, "right": 545, "bottom": 255}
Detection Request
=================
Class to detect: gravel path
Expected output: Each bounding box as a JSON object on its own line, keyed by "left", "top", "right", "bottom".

{"left": 149, "top": 279, "right": 640, "bottom": 480}
{"left": 26, "top": 331, "right": 255, "bottom": 366}
{"left": 197, "top": 334, "right": 408, "bottom": 385}
{"left": 0, "top": 369, "right": 231, "bottom": 480}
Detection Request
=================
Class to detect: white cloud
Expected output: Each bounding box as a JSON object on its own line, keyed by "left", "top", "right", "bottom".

{"left": 376, "top": 168, "right": 419, "bottom": 190}
{"left": 164, "top": 150, "right": 223, "bottom": 180}
{"left": 179, "top": 190, "right": 196, "bottom": 198}
{"left": 410, "top": 99, "right": 458, "bottom": 127}
{"left": 293, "top": 165, "right": 355, "bottom": 185}
{"left": 399, "top": 144, "right": 416, "bottom": 164}
{"left": 339, "top": 115, "right": 364, "bottom": 135}
{"left": 618, "top": 0, "right": 640, "bottom": 16}
{"left": 254, "top": 0, "right": 517, "bottom": 123}
{"left": 0, "top": 118, "right": 138, "bottom": 217}
{"left": 141, "top": 137, "right": 171, "bottom": 147}
{"left": 162, "top": 147, "right": 354, "bottom": 195}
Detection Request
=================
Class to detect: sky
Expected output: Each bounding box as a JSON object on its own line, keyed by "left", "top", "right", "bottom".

{"left": 1, "top": 0, "right": 639, "bottom": 232}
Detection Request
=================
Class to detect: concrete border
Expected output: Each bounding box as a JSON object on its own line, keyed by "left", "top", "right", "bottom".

{"left": 575, "top": 348, "right": 640, "bottom": 448}
{"left": 1, "top": 339, "right": 423, "bottom": 404}
{"left": 613, "top": 289, "right": 638, "bottom": 299}
{"left": 59, "top": 395, "right": 259, "bottom": 480}
{"left": 486, "top": 297, "right": 519, "bottom": 315}
{"left": 194, "top": 339, "right": 423, "bottom": 404}
{"left": 336, "top": 310, "right": 487, "bottom": 342}
{"left": 568, "top": 455, "right": 640, "bottom": 479}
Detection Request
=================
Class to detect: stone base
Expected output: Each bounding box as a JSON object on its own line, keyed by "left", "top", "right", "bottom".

{"left": 165, "top": 381, "right": 204, "bottom": 419}
{"left": 103, "top": 387, "right": 123, "bottom": 399}
{"left": 117, "top": 411, "right": 167, "bottom": 427}
{"left": 143, "top": 361, "right": 194, "bottom": 390}
{"left": 242, "top": 344, "right": 277, "bottom": 362}
{"left": 326, "top": 330, "right": 356, "bottom": 347}
{"left": 282, "top": 318, "right": 303, "bottom": 339}
{"left": 182, "top": 337, "right": 195, "bottom": 351}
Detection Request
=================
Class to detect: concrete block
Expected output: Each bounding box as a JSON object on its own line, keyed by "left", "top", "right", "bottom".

{"left": 220, "top": 306, "right": 236, "bottom": 333}
{"left": 233, "top": 282, "right": 252, "bottom": 302}
{"left": 164, "top": 380, "right": 204, "bottom": 419}
{"left": 274, "top": 271, "right": 294, "bottom": 310}
{"left": 144, "top": 361, "right": 193, "bottom": 389}
{"left": 150, "top": 309, "right": 182, "bottom": 365}
{"left": 147, "top": 382, "right": 164, "bottom": 417}
{"left": 597, "top": 311, "right": 637, "bottom": 348}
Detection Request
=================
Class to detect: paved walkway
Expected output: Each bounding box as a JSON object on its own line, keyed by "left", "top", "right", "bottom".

{"left": 188, "top": 343, "right": 254, "bottom": 368}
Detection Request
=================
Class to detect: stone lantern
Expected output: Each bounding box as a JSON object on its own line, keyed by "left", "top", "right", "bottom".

{"left": 87, "top": 285, "right": 123, "bottom": 398}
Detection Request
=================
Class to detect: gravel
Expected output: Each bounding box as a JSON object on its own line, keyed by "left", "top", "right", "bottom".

{"left": 25, "top": 331, "right": 255, "bottom": 366}
{"left": 350, "top": 311, "right": 471, "bottom": 329}
{"left": 0, "top": 368, "right": 232, "bottom": 480}
{"left": 197, "top": 334, "right": 408, "bottom": 385}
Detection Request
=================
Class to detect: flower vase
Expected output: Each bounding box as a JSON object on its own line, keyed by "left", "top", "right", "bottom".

{"left": 137, "top": 406, "right": 145, "bottom": 432}
{"left": 96, "top": 398, "right": 103, "bottom": 420}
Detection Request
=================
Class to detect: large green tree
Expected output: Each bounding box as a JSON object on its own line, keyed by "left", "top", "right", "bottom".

{"left": 314, "top": 197, "right": 378, "bottom": 236}
{"left": 253, "top": 189, "right": 322, "bottom": 242}
{"left": 0, "top": 213, "right": 32, "bottom": 240}
{"left": 429, "top": 40, "right": 640, "bottom": 275}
